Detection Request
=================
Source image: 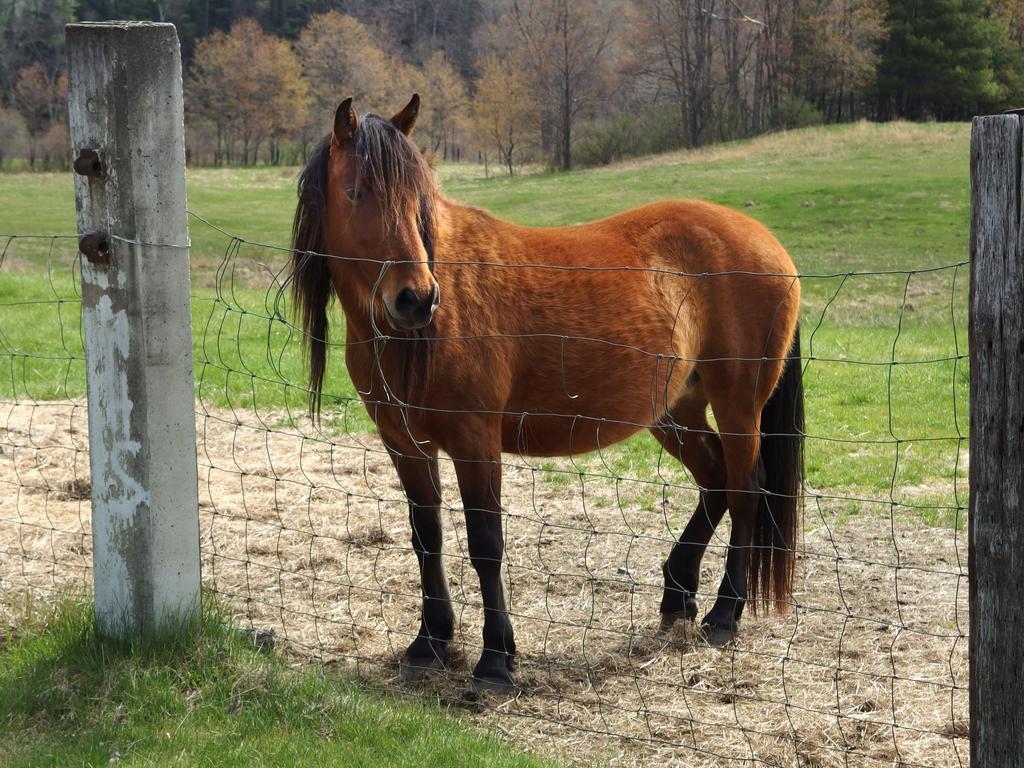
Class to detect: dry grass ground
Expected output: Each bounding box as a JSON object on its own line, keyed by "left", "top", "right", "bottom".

{"left": 612, "top": 120, "right": 965, "bottom": 173}
{"left": 0, "top": 400, "right": 969, "bottom": 768}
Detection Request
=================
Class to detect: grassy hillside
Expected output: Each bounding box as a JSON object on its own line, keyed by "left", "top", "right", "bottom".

{"left": 1, "top": 121, "right": 968, "bottom": 268}
{"left": 0, "top": 121, "right": 970, "bottom": 514}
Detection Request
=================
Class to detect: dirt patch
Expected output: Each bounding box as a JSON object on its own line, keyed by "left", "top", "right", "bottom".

{"left": 0, "top": 400, "right": 969, "bottom": 767}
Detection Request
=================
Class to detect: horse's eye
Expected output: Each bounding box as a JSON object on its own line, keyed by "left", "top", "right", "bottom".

{"left": 345, "top": 187, "right": 366, "bottom": 203}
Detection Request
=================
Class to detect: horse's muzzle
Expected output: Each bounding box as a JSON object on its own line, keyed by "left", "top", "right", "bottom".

{"left": 386, "top": 283, "right": 440, "bottom": 331}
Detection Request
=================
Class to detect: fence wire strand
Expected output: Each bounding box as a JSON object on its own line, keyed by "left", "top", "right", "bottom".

{"left": 0, "top": 217, "right": 970, "bottom": 767}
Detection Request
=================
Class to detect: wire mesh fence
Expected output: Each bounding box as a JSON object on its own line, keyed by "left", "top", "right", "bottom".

{"left": 0, "top": 215, "right": 969, "bottom": 767}
{"left": 0, "top": 234, "right": 92, "bottom": 598}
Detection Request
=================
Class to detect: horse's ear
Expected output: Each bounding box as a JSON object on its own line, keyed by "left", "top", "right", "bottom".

{"left": 391, "top": 94, "right": 420, "bottom": 136}
{"left": 333, "top": 98, "right": 358, "bottom": 145}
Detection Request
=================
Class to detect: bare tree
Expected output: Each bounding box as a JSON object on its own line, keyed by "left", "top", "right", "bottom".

{"left": 473, "top": 56, "right": 539, "bottom": 175}
{"left": 626, "top": 0, "right": 719, "bottom": 147}
{"left": 787, "top": 0, "right": 886, "bottom": 122}
{"left": 295, "top": 11, "right": 418, "bottom": 155}
{"left": 417, "top": 51, "right": 471, "bottom": 160}
{"left": 188, "top": 19, "right": 309, "bottom": 165}
{"left": 509, "top": 0, "right": 615, "bottom": 170}
{"left": 10, "top": 62, "right": 66, "bottom": 169}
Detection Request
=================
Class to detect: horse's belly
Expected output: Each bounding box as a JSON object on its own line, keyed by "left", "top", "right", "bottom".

{"left": 500, "top": 413, "right": 646, "bottom": 456}
{"left": 500, "top": 340, "right": 694, "bottom": 457}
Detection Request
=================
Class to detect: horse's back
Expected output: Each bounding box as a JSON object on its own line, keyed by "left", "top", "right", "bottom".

{"left": 580, "top": 199, "right": 794, "bottom": 275}
{"left": 612, "top": 199, "right": 800, "bottom": 349}
{"left": 499, "top": 198, "right": 799, "bottom": 363}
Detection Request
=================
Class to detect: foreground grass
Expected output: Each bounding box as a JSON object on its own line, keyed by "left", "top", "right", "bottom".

{"left": 0, "top": 596, "right": 556, "bottom": 768}
{"left": 0, "top": 121, "right": 970, "bottom": 515}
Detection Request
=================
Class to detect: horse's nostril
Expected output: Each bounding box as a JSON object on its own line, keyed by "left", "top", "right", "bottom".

{"left": 395, "top": 287, "right": 419, "bottom": 315}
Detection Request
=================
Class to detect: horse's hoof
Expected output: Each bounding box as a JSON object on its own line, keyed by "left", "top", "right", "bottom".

{"left": 659, "top": 611, "right": 694, "bottom": 633}
{"left": 466, "top": 674, "right": 519, "bottom": 699}
{"left": 399, "top": 655, "right": 446, "bottom": 682}
{"left": 700, "top": 624, "right": 738, "bottom": 647}
{"left": 660, "top": 592, "right": 699, "bottom": 622}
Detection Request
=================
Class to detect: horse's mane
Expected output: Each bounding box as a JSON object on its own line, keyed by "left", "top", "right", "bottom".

{"left": 292, "top": 136, "right": 332, "bottom": 419}
{"left": 291, "top": 116, "right": 438, "bottom": 420}
{"left": 354, "top": 115, "right": 438, "bottom": 261}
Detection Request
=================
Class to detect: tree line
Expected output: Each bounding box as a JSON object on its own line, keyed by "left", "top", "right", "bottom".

{"left": 3, "top": 0, "right": 1024, "bottom": 173}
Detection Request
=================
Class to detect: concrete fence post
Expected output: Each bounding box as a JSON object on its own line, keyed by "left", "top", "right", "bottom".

{"left": 66, "top": 22, "right": 200, "bottom": 638}
{"left": 969, "top": 114, "right": 1024, "bottom": 765}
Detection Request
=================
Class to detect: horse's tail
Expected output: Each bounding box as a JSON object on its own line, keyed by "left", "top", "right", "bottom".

{"left": 291, "top": 138, "right": 333, "bottom": 421}
{"left": 749, "top": 323, "right": 804, "bottom": 614}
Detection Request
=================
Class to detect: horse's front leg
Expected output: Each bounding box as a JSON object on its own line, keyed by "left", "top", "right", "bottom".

{"left": 453, "top": 449, "right": 516, "bottom": 693}
{"left": 389, "top": 449, "right": 455, "bottom": 680}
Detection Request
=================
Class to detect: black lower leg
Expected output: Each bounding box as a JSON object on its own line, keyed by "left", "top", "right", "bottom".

{"left": 661, "top": 488, "right": 727, "bottom": 620}
{"left": 405, "top": 500, "right": 454, "bottom": 667}
{"left": 391, "top": 453, "right": 453, "bottom": 674}
{"left": 701, "top": 512, "right": 754, "bottom": 638}
{"left": 466, "top": 507, "right": 516, "bottom": 686}
{"left": 649, "top": 418, "right": 728, "bottom": 628}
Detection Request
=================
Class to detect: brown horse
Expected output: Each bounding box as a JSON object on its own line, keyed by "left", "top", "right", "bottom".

{"left": 291, "top": 95, "right": 804, "bottom": 693}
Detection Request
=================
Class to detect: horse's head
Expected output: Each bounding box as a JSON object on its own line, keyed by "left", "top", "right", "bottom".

{"left": 323, "top": 94, "right": 440, "bottom": 331}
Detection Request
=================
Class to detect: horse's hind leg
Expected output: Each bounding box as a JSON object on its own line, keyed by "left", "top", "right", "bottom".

{"left": 699, "top": 405, "right": 764, "bottom": 645}
{"left": 650, "top": 395, "right": 728, "bottom": 630}
{"left": 389, "top": 449, "right": 455, "bottom": 680}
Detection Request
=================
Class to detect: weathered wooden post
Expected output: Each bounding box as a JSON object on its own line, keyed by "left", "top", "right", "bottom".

{"left": 970, "top": 114, "right": 1024, "bottom": 764}
{"left": 66, "top": 22, "right": 200, "bottom": 638}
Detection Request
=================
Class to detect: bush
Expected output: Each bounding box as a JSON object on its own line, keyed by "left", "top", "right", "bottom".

{"left": 634, "top": 104, "right": 687, "bottom": 155}
{"left": 574, "top": 114, "right": 641, "bottom": 167}
{"left": 0, "top": 108, "right": 29, "bottom": 170}
{"left": 574, "top": 106, "right": 691, "bottom": 168}
{"left": 772, "top": 94, "right": 825, "bottom": 130}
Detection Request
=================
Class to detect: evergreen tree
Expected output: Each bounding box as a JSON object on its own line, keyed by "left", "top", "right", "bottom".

{"left": 877, "top": 0, "right": 1019, "bottom": 119}
{"left": 0, "top": 0, "right": 77, "bottom": 93}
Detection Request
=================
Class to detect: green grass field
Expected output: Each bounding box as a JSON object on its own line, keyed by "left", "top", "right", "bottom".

{"left": 0, "top": 596, "right": 556, "bottom": 768}
{"left": 0, "top": 120, "right": 970, "bottom": 519}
